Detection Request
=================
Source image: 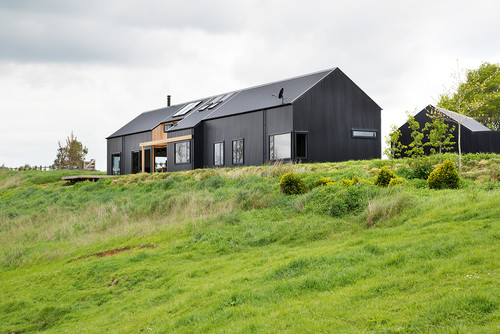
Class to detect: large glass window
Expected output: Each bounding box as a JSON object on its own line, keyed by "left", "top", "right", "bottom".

{"left": 175, "top": 141, "right": 190, "bottom": 164}
{"left": 214, "top": 142, "right": 224, "bottom": 167}
{"left": 232, "top": 139, "right": 244, "bottom": 165}
{"left": 111, "top": 153, "right": 121, "bottom": 175}
{"left": 269, "top": 133, "right": 291, "bottom": 160}
{"left": 296, "top": 133, "right": 307, "bottom": 159}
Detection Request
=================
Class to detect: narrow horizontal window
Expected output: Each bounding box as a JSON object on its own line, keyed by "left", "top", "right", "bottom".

{"left": 352, "top": 129, "right": 378, "bottom": 139}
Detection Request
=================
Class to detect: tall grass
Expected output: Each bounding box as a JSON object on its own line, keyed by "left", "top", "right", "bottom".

{"left": 0, "top": 155, "right": 499, "bottom": 333}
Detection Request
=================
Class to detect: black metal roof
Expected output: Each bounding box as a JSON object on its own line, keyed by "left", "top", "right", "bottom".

{"left": 106, "top": 105, "right": 183, "bottom": 138}
{"left": 107, "top": 68, "right": 335, "bottom": 138}
{"left": 433, "top": 106, "right": 491, "bottom": 131}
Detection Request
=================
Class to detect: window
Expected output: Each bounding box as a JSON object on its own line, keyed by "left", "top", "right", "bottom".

{"left": 111, "top": 153, "right": 121, "bottom": 175}
{"left": 207, "top": 92, "right": 234, "bottom": 109}
{"left": 352, "top": 129, "right": 378, "bottom": 139}
{"left": 269, "top": 133, "right": 291, "bottom": 160}
{"left": 154, "top": 147, "right": 167, "bottom": 172}
{"left": 172, "top": 101, "right": 202, "bottom": 117}
{"left": 163, "top": 123, "right": 174, "bottom": 132}
{"left": 175, "top": 141, "right": 190, "bottom": 164}
{"left": 131, "top": 151, "right": 141, "bottom": 174}
{"left": 232, "top": 139, "right": 244, "bottom": 165}
{"left": 214, "top": 142, "right": 224, "bottom": 167}
{"left": 296, "top": 132, "right": 307, "bottom": 159}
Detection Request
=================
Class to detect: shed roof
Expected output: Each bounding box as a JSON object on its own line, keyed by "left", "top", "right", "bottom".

{"left": 107, "top": 68, "right": 335, "bottom": 138}
{"left": 433, "top": 106, "right": 491, "bottom": 132}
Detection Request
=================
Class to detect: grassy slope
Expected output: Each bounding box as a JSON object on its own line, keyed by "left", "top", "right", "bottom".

{"left": 0, "top": 156, "right": 499, "bottom": 333}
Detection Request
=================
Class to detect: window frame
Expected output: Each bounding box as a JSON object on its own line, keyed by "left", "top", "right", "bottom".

{"left": 269, "top": 132, "right": 292, "bottom": 161}
{"left": 111, "top": 152, "right": 121, "bottom": 175}
{"left": 174, "top": 140, "right": 191, "bottom": 165}
{"left": 163, "top": 123, "right": 174, "bottom": 133}
{"left": 232, "top": 138, "right": 244, "bottom": 165}
{"left": 295, "top": 131, "right": 308, "bottom": 160}
{"left": 213, "top": 141, "right": 225, "bottom": 167}
{"left": 351, "top": 129, "right": 378, "bottom": 140}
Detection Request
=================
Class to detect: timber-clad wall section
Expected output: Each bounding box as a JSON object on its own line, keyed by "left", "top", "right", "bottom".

{"left": 152, "top": 124, "right": 167, "bottom": 142}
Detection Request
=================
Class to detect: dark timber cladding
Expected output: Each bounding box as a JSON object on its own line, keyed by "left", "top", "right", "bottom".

{"left": 106, "top": 67, "right": 382, "bottom": 175}
{"left": 293, "top": 68, "right": 381, "bottom": 161}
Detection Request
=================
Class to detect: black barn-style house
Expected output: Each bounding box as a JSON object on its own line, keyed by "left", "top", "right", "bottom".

{"left": 106, "top": 68, "right": 382, "bottom": 175}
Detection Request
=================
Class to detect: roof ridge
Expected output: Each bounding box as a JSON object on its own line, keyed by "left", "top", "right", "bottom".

{"left": 164, "top": 68, "right": 336, "bottom": 108}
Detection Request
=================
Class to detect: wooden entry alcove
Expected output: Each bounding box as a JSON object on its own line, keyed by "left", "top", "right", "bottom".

{"left": 139, "top": 135, "right": 192, "bottom": 173}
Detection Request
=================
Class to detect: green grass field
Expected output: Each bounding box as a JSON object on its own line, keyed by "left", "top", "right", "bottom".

{"left": 0, "top": 154, "right": 499, "bottom": 333}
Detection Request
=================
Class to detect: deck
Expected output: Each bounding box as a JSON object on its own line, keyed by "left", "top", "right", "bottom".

{"left": 62, "top": 175, "right": 116, "bottom": 183}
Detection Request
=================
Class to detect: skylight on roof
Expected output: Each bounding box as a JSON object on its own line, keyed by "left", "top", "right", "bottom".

{"left": 172, "top": 101, "right": 202, "bottom": 117}
{"left": 198, "top": 103, "right": 210, "bottom": 111}
{"left": 207, "top": 92, "right": 234, "bottom": 109}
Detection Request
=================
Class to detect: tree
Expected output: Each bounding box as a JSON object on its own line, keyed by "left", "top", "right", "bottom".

{"left": 383, "top": 125, "right": 405, "bottom": 159}
{"left": 438, "top": 62, "right": 500, "bottom": 130}
{"left": 54, "top": 132, "right": 88, "bottom": 170}
{"left": 436, "top": 61, "right": 499, "bottom": 175}
{"left": 405, "top": 113, "right": 425, "bottom": 158}
{"left": 423, "top": 111, "right": 455, "bottom": 155}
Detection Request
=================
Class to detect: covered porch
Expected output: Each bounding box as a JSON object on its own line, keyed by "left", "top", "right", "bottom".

{"left": 139, "top": 135, "right": 192, "bottom": 173}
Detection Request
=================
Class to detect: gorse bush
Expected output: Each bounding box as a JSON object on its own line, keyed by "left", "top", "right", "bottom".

{"left": 313, "top": 177, "right": 334, "bottom": 187}
{"left": 389, "top": 177, "right": 407, "bottom": 187}
{"left": 279, "top": 172, "right": 308, "bottom": 195}
{"left": 427, "top": 159, "right": 461, "bottom": 189}
{"left": 375, "top": 167, "right": 397, "bottom": 187}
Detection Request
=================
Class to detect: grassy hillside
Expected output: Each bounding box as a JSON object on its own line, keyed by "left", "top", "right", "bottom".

{"left": 0, "top": 155, "right": 499, "bottom": 333}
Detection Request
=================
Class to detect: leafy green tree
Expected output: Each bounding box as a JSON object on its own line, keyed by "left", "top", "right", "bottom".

{"left": 54, "top": 132, "right": 88, "bottom": 170}
{"left": 436, "top": 61, "right": 499, "bottom": 175}
{"left": 384, "top": 125, "right": 405, "bottom": 159}
{"left": 405, "top": 114, "right": 425, "bottom": 158}
{"left": 438, "top": 62, "right": 500, "bottom": 130}
{"left": 423, "top": 112, "right": 455, "bottom": 155}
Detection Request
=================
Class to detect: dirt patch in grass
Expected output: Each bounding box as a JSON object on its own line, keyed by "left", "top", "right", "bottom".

{"left": 68, "top": 244, "right": 155, "bottom": 262}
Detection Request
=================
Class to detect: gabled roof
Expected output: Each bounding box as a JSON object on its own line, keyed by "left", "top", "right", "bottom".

{"left": 433, "top": 105, "right": 491, "bottom": 132}
{"left": 106, "top": 105, "right": 183, "bottom": 138}
{"left": 107, "top": 68, "right": 335, "bottom": 138}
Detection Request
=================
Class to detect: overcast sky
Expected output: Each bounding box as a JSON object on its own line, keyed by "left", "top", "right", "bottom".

{"left": 1, "top": 0, "right": 499, "bottom": 171}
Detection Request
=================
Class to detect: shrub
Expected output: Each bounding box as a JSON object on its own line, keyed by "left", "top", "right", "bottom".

{"left": 408, "top": 178, "right": 427, "bottom": 189}
{"left": 389, "top": 177, "right": 407, "bottom": 187}
{"left": 339, "top": 179, "right": 355, "bottom": 187}
{"left": 279, "top": 172, "right": 308, "bottom": 195}
{"left": 409, "top": 157, "right": 433, "bottom": 179}
{"left": 358, "top": 178, "right": 374, "bottom": 185}
{"left": 395, "top": 166, "right": 413, "bottom": 179}
{"left": 427, "top": 159, "right": 461, "bottom": 189}
{"left": 375, "top": 167, "right": 397, "bottom": 187}
{"left": 314, "top": 177, "right": 334, "bottom": 187}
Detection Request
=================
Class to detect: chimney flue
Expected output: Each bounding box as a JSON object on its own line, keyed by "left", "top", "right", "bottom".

{"left": 167, "top": 95, "right": 171, "bottom": 107}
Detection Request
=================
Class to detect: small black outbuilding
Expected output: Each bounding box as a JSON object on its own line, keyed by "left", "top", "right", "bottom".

{"left": 397, "top": 105, "right": 500, "bottom": 156}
